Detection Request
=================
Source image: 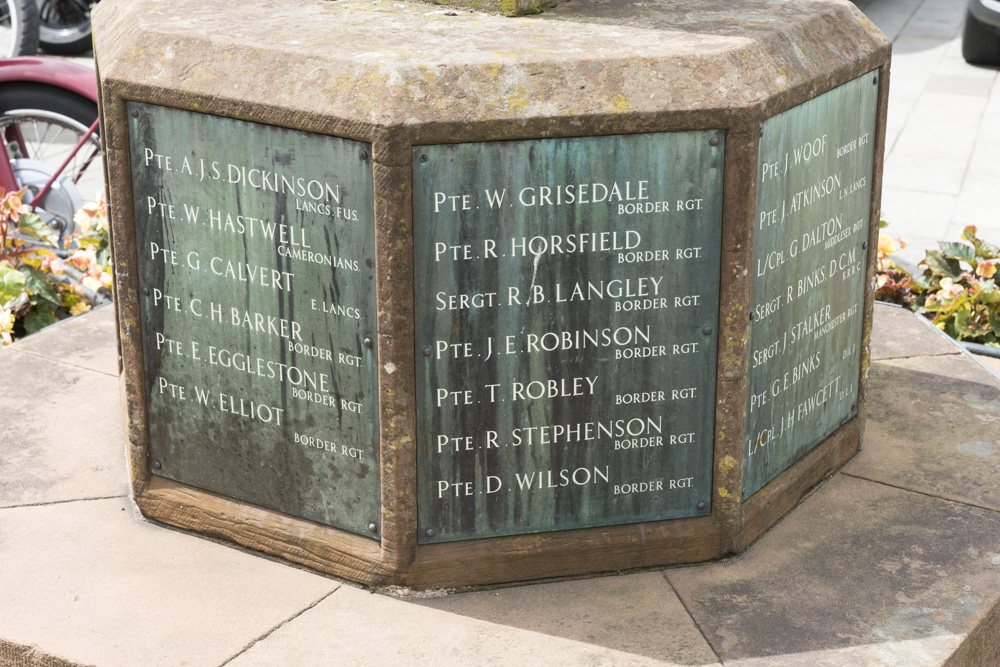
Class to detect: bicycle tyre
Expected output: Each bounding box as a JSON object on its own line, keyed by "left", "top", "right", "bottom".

{"left": 0, "top": 0, "right": 40, "bottom": 58}
{"left": 38, "top": 0, "right": 91, "bottom": 55}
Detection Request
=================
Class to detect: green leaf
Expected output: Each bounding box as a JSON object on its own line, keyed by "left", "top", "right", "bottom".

{"left": 990, "top": 309, "right": 1000, "bottom": 337}
{"left": 15, "top": 213, "right": 57, "bottom": 246}
{"left": 0, "top": 262, "right": 26, "bottom": 306}
{"left": 978, "top": 285, "right": 1000, "bottom": 304}
{"left": 23, "top": 308, "right": 56, "bottom": 335}
{"left": 941, "top": 315, "right": 960, "bottom": 339}
{"left": 938, "top": 241, "right": 976, "bottom": 264}
{"left": 964, "top": 228, "right": 1000, "bottom": 260}
{"left": 954, "top": 309, "right": 984, "bottom": 338}
{"left": 923, "top": 250, "right": 962, "bottom": 280}
{"left": 95, "top": 247, "right": 110, "bottom": 271}
{"left": 18, "top": 265, "right": 60, "bottom": 306}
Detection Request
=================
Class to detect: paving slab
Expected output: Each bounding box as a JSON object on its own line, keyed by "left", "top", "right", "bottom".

{"left": 902, "top": 16, "right": 962, "bottom": 40}
{"left": 667, "top": 475, "right": 1000, "bottom": 666}
{"left": 950, "top": 174, "right": 1000, "bottom": 230}
{"left": 416, "top": 572, "right": 720, "bottom": 664}
{"left": 860, "top": 9, "right": 914, "bottom": 41}
{"left": 879, "top": 187, "right": 956, "bottom": 238}
{"left": 882, "top": 153, "right": 966, "bottom": 195}
{"left": 967, "top": 141, "right": 1000, "bottom": 178}
{"left": 891, "top": 119, "right": 977, "bottom": 160}
{"left": 9, "top": 304, "right": 118, "bottom": 377}
{"left": 931, "top": 58, "right": 1000, "bottom": 81}
{"left": 870, "top": 303, "right": 961, "bottom": 360}
{"left": 0, "top": 498, "right": 340, "bottom": 667}
{"left": 973, "top": 353, "right": 1000, "bottom": 377}
{"left": 975, "top": 111, "right": 1000, "bottom": 144}
{"left": 0, "top": 348, "right": 128, "bottom": 508}
{"left": 845, "top": 354, "right": 1000, "bottom": 511}
{"left": 889, "top": 36, "right": 951, "bottom": 58}
{"left": 229, "top": 575, "right": 721, "bottom": 666}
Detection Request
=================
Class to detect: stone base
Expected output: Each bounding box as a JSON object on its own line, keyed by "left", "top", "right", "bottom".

{"left": 93, "top": 0, "right": 891, "bottom": 587}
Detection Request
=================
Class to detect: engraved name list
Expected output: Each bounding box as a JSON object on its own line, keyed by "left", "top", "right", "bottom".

{"left": 744, "top": 73, "right": 879, "bottom": 498}
{"left": 413, "top": 133, "right": 725, "bottom": 542}
{"left": 129, "top": 103, "right": 381, "bottom": 536}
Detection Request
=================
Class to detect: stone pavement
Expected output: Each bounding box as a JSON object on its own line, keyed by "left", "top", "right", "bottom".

{"left": 853, "top": 0, "right": 1000, "bottom": 272}
{"left": 1, "top": 303, "right": 1000, "bottom": 666}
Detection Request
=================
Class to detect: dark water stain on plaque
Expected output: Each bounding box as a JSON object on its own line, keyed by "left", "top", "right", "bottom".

{"left": 128, "top": 102, "right": 380, "bottom": 537}
{"left": 744, "top": 72, "right": 879, "bottom": 499}
{"left": 413, "top": 132, "right": 724, "bottom": 542}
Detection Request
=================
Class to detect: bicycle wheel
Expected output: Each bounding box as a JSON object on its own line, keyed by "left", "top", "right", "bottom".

{"left": 0, "top": 0, "right": 40, "bottom": 58}
{"left": 38, "top": 0, "right": 91, "bottom": 55}
{"left": 0, "top": 84, "right": 101, "bottom": 244}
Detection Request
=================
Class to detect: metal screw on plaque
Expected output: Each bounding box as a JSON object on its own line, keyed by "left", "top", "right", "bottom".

{"left": 749, "top": 311, "right": 755, "bottom": 321}
{"left": 364, "top": 337, "right": 373, "bottom": 348}
{"left": 702, "top": 326, "right": 712, "bottom": 335}
{"left": 873, "top": 76, "right": 878, "bottom": 85}
{"left": 368, "top": 523, "right": 378, "bottom": 534}
{"left": 419, "top": 154, "right": 429, "bottom": 163}
{"left": 862, "top": 241, "right": 868, "bottom": 249}
{"left": 142, "top": 287, "right": 150, "bottom": 296}
{"left": 759, "top": 125, "right": 764, "bottom": 137}
{"left": 422, "top": 346, "right": 432, "bottom": 357}
{"left": 359, "top": 149, "right": 369, "bottom": 161}
{"left": 152, "top": 460, "right": 162, "bottom": 470}
{"left": 709, "top": 135, "right": 719, "bottom": 147}
{"left": 697, "top": 502, "right": 706, "bottom": 510}
{"left": 425, "top": 528, "right": 435, "bottom": 538}
{"left": 131, "top": 108, "right": 138, "bottom": 118}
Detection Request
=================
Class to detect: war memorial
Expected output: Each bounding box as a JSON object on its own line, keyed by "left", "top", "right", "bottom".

{"left": 92, "top": 0, "right": 891, "bottom": 588}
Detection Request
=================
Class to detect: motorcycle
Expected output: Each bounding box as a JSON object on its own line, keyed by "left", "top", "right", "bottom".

{"left": 38, "top": 0, "right": 97, "bottom": 56}
{"left": 0, "top": 55, "right": 101, "bottom": 246}
{"left": 0, "top": 0, "right": 39, "bottom": 59}
{"left": 0, "top": 0, "right": 97, "bottom": 61}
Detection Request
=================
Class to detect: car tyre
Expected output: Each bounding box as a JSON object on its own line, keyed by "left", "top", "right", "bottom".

{"left": 963, "top": 9, "right": 1000, "bottom": 66}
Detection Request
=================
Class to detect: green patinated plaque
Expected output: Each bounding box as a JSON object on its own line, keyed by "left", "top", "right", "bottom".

{"left": 128, "top": 102, "right": 380, "bottom": 536}
{"left": 413, "top": 133, "right": 724, "bottom": 542}
{"left": 744, "top": 72, "right": 879, "bottom": 498}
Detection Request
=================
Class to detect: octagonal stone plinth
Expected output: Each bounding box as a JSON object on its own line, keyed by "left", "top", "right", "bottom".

{"left": 94, "top": 0, "right": 890, "bottom": 589}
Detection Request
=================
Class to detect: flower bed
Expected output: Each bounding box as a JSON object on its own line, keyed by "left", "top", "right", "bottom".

{"left": 876, "top": 222, "right": 1000, "bottom": 348}
{"left": 1, "top": 189, "right": 111, "bottom": 345}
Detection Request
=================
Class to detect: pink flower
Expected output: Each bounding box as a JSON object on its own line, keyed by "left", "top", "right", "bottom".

{"left": 69, "top": 248, "right": 92, "bottom": 271}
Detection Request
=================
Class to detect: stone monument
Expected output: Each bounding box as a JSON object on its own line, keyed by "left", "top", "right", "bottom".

{"left": 93, "top": 0, "right": 891, "bottom": 589}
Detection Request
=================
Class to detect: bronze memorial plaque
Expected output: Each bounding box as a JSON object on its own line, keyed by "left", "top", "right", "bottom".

{"left": 744, "top": 73, "right": 879, "bottom": 498}
{"left": 128, "top": 103, "right": 381, "bottom": 536}
{"left": 413, "top": 133, "right": 724, "bottom": 542}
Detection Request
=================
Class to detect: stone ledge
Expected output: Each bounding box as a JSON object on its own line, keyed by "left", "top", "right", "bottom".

{"left": 93, "top": 0, "right": 889, "bottom": 142}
